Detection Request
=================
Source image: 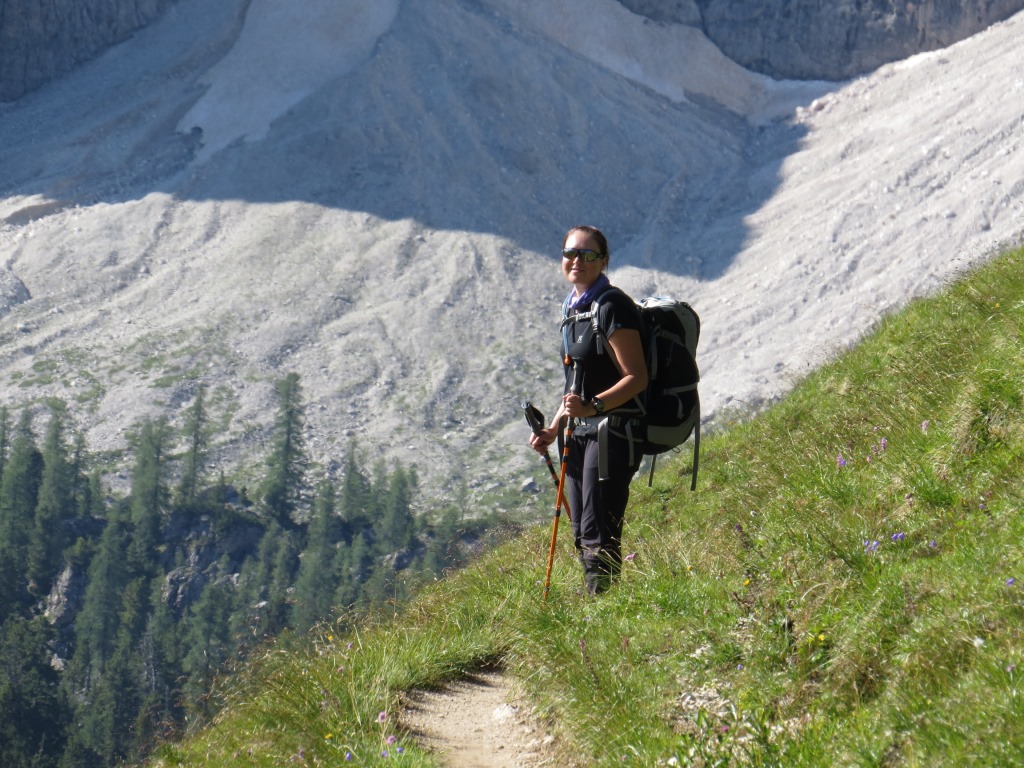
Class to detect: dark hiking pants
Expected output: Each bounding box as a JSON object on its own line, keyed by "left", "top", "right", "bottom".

{"left": 564, "top": 430, "right": 640, "bottom": 593}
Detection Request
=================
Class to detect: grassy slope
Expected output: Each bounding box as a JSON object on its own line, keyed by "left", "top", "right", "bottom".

{"left": 152, "top": 246, "right": 1024, "bottom": 767}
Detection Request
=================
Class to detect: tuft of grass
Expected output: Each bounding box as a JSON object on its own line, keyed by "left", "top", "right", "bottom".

{"left": 149, "top": 246, "right": 1024, "bottom": 767}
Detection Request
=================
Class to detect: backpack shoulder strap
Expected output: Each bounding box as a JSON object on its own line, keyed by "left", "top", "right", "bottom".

{"left": 584, "top": 286, "right": 626, "bottom": 353}
{"left": 560, "top": 285, "right": 623, "bottom": 355}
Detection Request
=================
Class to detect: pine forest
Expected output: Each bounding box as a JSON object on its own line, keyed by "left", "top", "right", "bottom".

{"left": 0, "top": 373, "right": 494, "bottom": 768}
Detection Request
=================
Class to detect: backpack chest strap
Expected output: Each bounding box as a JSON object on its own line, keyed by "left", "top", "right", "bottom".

{"left": 560, "top": 289, "right": 616, "bottom": 357}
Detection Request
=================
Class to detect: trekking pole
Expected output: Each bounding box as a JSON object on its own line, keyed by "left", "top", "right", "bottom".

{"left": 543, "top": 360, "right": 579, "bottom": 601}
{"left": 521, "top": 400, "right": 571, "bottom": 522}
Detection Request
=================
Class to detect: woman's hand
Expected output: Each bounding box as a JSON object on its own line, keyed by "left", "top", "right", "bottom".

{"left": 561, "top": 392, "right": 590, "bottom": 418}
{"left": 529, "top": 426, "right": 558, "bottom": 454}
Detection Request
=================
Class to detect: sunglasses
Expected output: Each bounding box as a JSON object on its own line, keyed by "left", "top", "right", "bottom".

{"left": 562, "top": 248, "right": 604, "bottom": 263}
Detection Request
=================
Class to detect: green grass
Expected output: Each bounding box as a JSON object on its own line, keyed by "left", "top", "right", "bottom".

{"left": 150, "top": 246, "right": 1024, "bottom": 767}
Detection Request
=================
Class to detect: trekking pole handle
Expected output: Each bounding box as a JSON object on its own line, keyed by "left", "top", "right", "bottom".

{"left": 521, "top": 400, "right": 546, "bottom": 435}
{"left": 523, "top": 400, "right": 572, "bottom": 521}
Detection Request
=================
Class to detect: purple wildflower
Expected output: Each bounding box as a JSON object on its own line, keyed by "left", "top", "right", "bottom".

{"left": 863, "top": 540, "right": 880, "bottom": 554}
{"left": 345, "top": 753, "right": 353, "bottom": 762}
{"left": 1007, "top": 578, "right": 1016, "bottom": 586}
{"left": 624, "top": 552, "right": 637, "bottom": 562}
{"left": 386, "top": 735, "right": 397, "bottom": 745}
{"left": 837, "top": 453, "right": 847, "bottom": 468}
{"left": 377, "top": 711, "right": 388, "bottom": 723}
{"left": 891, "top": 532, "right": 905, "bottom": 542}
{"left": 921, "top": 419, "right": 930, "bottom": 434}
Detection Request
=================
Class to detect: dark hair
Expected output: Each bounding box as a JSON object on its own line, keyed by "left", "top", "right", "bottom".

{"left": 563, "top": 225, "right": 609, "bottom": 260}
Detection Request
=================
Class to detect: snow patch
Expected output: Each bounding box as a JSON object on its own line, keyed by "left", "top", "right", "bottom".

{"left": 178, "top": 0, "right": 400, "bottom": 160}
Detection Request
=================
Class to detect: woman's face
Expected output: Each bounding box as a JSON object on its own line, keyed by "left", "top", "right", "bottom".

{"left": 562, "top": 230, "right": 607, "bottom": 293}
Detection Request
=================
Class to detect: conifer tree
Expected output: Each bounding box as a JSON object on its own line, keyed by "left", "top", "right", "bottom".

{"left": 181, "top": 578, "right": 233, "bottom": 722}
{"left": 293, "top": 479, "right": 339, "bottom": 633}
{"left": 234, "top": 522, "right": 299, "bottom": 641}
{"left": 330, "top": 544, "right": 356, "bottom": 612}
{"left": 138, "top": 576, "right": 181, "bottom": 739}
{"left": 0, "top": 615, "right": 70, "bottom": 768}
{"left": 267, "top": 528, "right": 300, "bottom": 634}
{"left": 69, "top": 431, "right": 89, "bottom": 518}
{"left": 346, "top": 531, "right": 372, "bottom": 592}
{"left": 127, "top": 418, "right": 170, "bottom": 572}
{"left": 337, "top": 443, "right": 371, "bottom": 533}
{"left": 233, "top": 523, "right": 280, "bottom": 646}
{"left": 177, "top": 383, "right": 209, "bottom": 509}
{"left": 85, "top": 469, "right": 105, "bottom": 520}
{"left": 28, "top": 403, "right": 73, "bottom": 594}
{"left": 422, "top": 506, "right": 461, "bottom": 578}
{"left": 376, "top": 462, "right": 417, "bottom": 554}
{"left": 59, "top": 730, "right": 102, "bottom": 768}
{"left": 69, "top": 515, "right": 131, "bottom": 685}
{"left": 80, "top": 626, "right": 142, "bottom": 765}
{"left": 228, "top": 554, "right": 260, "bottom": 650}
{"left": 0, "top": 409, "right": 42, "bottom": 615}
{"left": 367, "top": 457, "right": 389, "bottom": 533}
{"left": 71, "top": 573, "right": 156, "bottom": 764}
{"left": 262, "top": 373, "right": 308, "bottom": 528}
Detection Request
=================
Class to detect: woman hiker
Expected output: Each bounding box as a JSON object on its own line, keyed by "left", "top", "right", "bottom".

{"left": 529, "top": 225, "right": 648, "bottom": 595}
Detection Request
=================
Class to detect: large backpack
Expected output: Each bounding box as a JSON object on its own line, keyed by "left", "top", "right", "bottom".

{"left": 589, "top": 289, "right": 701, "bottom": 489}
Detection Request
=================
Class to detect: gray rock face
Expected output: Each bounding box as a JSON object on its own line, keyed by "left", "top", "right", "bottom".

{"left": 616, "top": 0, "right": 703, "bottom": 25}
{"left": 619, "top": 0, "right": 1024, "bottom": 80}
{"left": 0, "top": 0, "right": 179, "bottom": 101}
{"left": 3, "top": 0, "right": 1022, "bottom": 102}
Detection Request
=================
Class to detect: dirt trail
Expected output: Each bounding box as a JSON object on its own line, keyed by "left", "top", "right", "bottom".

{"left": 400, "top": 670, "right": 569, "bottom": 767}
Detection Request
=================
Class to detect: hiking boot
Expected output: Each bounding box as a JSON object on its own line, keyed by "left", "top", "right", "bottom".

{"left": 584, "top": 569, "right": 610, "bottom": 596}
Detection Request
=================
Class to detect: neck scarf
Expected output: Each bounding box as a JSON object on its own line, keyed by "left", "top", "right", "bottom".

{"left": 561, "top": 273, "right": 611, "bottom": 359}
{"left": 562, "top": 273, "right": 610, "bottom": 316}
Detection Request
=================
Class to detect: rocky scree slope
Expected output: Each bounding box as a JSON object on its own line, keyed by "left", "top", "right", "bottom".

{"left": 0, "top": 0, "right": 1022, "bottom": 503}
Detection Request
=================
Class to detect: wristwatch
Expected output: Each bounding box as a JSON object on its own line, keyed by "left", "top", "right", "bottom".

{"left": 591, "top": 397, "right": 605, "bottom": 416}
